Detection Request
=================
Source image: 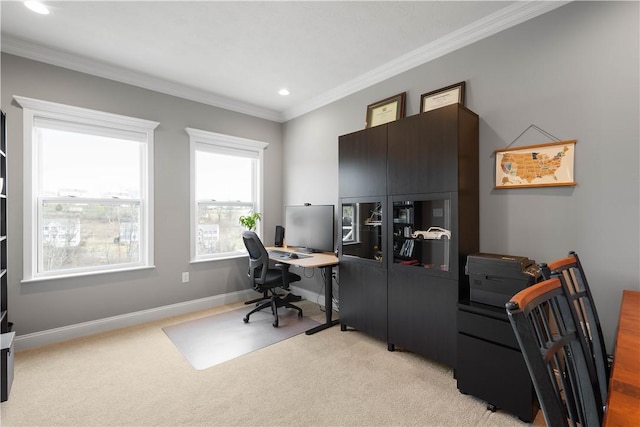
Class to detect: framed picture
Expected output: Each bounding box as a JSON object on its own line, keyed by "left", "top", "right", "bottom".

{"left": 494, "top": 140, "right": 577, "bottom": 189}
{"left": 420, "top": 81, "right": 465, "bottom": 113}
{"left": 366, "top": 92, "right": 406, "bottom": 128}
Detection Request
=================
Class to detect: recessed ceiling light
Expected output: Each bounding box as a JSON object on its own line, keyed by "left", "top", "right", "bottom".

{"left": 278, "top": 89, "right": 290, "bottom": 96}
{"left": 24, "top": 1, "right": 50, "bottom": 15}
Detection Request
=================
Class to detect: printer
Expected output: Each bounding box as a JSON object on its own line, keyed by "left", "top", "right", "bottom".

{"left": 465, "top": 253, "right": 541, "bottom": 308}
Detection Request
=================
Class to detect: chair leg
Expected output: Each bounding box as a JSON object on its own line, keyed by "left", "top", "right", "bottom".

{"left": 271, "top": 297, "right": 279, "bottom": 327}
{"left": 283, "top": 301, "right": 303, "bottom": 318}
{"left": 243, "top": 300, "right": 272, "bottom": 323}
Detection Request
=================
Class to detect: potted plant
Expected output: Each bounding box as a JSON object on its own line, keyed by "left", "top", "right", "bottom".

{"left": 239, "top": 211, "right": 261, "bottom": 231}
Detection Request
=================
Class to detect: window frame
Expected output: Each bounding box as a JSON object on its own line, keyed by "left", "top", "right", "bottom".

{"left": 15, "top": 96, "right": 159, "bottom": 281}
{"left": 186, "top": 127, "right": 268, "bottom": 262}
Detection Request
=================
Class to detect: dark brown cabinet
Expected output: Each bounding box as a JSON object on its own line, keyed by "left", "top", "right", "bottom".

{"left": 1, "top": 110, "right": 13, "bottom": 402}
{"left": 338, "top": 197, "right": 387, "bottom": 340}
{"left": 338, "top": 104, "right": 479, "bottom": 369}
{"left": 339, "top": 255, "right": 388, "bottom": 341}
{"left": 457, "top": 302, "right": 539, "bottom": 422}
{"left": 387, "top": 105, "right": 479, "bottom": 195}
{"left": 338, "top": 124, "right": 387, "bottom": 198}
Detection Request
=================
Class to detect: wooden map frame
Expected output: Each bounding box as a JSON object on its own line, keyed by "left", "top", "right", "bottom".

{"left": 494, "top": 140, "right": 577, "bottom": 189}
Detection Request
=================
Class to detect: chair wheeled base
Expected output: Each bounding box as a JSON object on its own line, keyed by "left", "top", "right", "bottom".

{"left": 243, "top": 291, "right": 303, "bottom": 327}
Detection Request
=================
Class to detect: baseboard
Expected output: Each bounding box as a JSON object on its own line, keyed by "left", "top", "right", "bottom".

{"left": 289, "top": 285, "right": 338, "bottom": 312}
{"left": 14, "top": 289, "right": 256, "bottom": 352}
{"left": 14, "top": 286, "right": 332, "bottom": 352}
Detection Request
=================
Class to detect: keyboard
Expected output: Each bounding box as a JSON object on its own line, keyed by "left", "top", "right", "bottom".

{"left": 268, "top": 250, "right": 311, "bottom": 259}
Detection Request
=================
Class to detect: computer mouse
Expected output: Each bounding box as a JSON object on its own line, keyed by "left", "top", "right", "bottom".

{"left": 288, "top": 253, "right": 299, "bottom": 259}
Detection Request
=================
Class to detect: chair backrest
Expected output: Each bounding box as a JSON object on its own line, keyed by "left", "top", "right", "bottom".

{"left": 506, "top": 278, "right": 603, "bottom": 427}
{"left": 242, "top": 231, "right": 269, "bottom": 288}
{"left": 541, "top": 251, "right": 609, "bottom": 407}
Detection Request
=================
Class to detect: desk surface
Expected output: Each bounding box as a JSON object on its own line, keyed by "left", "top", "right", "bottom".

{"left": 603, "top": 289, "right": 640, "bottom": 426}
{"left": 266, "top": 246, "right": 338, "bottom": 268}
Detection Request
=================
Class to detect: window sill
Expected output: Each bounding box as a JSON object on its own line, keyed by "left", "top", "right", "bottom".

{"left": 190, "top": 253, "right": 247, "bottom": 264}
{"left": 21, "top": 265, "right": 156, "bottom": 284}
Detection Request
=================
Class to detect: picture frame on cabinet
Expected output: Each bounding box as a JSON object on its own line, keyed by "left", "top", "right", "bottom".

{"left": 420, "top": 81, "right": 465, "bottom": 113}
{"left": 366, "top": 92, "right": 406, "bottom": 128}
{"left": 494, "top": 140, "right": 577, "bottom": 189}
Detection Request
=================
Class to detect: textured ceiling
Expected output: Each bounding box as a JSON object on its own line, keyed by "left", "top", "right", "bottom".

{"left": 1, "top": 1, "right": 566, "bottom": 121}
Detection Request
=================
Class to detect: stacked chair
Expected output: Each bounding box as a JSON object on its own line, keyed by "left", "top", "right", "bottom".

{"left": 541, "top": 251, "right": 610, "bottom": 407}
{"left": 506, "top": 251, "right": 609, "bottom": 427}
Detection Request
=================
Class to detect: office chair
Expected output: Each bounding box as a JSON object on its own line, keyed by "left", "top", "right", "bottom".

{"left": 506, "top": 278, "right": 604, "bottom": 427}
{"left": 540, "top": 251, "right": 609, "bottom": 408}
{"left": 242, "top": 231, "right": 303, "bottom": 327}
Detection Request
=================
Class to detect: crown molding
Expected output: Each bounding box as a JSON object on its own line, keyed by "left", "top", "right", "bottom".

{"left": 282, "top": 1, "right": 570, "bottom": 121}
{"left": 2, "top": 1, "right": 568, "bottom": 123}
{"left": 1, "top": 36, "right": 285, "bottom": 122}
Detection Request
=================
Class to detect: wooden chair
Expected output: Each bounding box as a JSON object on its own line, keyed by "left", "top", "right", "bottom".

{"left": 541, "top": 251, "right": 609, "bottom": 408}
{"left": 506, "top": 278, "right": 604, "bottom": 427}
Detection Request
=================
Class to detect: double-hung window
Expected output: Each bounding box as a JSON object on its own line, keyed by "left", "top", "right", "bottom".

{"left": 16, "top": 96, "right": 158, "bottom": 280}
{"left": 187, "top": 128, "right": 267, "bottom": 261}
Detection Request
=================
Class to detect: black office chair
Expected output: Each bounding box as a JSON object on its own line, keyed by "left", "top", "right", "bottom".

{"left": 506, "top": 278, "right": 604, "bottom": 427}
{"left": 540, "top": 251, "right": 609, "bottom": 409}
{"left": 242, "top": 231, "right": 303, "bottom": 327}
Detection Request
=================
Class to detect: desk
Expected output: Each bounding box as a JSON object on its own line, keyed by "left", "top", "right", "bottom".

{"left": 266, "top": 246, "right": 339, "bottom": 335}
{"left": 603, "top": 289, "right": 640, "bottom": 426}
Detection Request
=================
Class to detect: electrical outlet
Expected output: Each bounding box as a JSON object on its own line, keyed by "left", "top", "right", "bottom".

{"left": 182, "top": 272, "right": 189, "bottom": 283}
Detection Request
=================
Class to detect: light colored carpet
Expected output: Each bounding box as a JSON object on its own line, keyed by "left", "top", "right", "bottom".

{"left": 163, "top": 305, "right": 320, "bottom": 370}
{"left": 0, "top": 299, "right": 546, "bottom": 426}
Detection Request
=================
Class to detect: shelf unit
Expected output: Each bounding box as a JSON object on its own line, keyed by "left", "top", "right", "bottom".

{"left": 0, "top": 111, "right": 6, "bottom": 333}
{"left": 1, "top": 110, "right": 13, "bottom": 402}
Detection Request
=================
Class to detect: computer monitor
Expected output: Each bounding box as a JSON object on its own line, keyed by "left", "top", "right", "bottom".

{"left": 285, "top": 204, "right": 335, "bottom": 253}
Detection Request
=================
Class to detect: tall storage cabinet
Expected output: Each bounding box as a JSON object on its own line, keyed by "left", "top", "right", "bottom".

{"left": 0, "top": 111, "right": 7, "bottom": 336}
{"left": 338, "top": 125, "right": 388, "bottom": 341}
{"left": 0, "top": 110, "right": 13, "bottom": 402}
{"left": 338, "top": 104, "right": 478, "bottom": 368}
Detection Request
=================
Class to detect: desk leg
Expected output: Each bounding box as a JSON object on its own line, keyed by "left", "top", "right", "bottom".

{"left": 305, "top": 265, "right": 339, "bottom": 335}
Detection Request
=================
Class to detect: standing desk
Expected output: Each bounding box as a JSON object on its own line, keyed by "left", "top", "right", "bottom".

{"left": 603, "top": 289, "right": 640, "bottom": 426}
{"left": 266, "top": 246, "right": 339, "bottom": 335}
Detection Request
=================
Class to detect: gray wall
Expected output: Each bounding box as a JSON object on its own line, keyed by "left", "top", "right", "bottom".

{"left": 1, "top": 54, "right": 284, "bottom": 335}
{"left": 2, "top": 1, "right": 638, "bottom": 352}
{"left": 283, "top": 1, "right": 639, "bottom": 351}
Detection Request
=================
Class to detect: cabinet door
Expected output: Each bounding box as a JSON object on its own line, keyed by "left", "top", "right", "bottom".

{"left": 389, "top": 193, "right": 459, "bottom": 281}
{"left": 387, "top": 105, "right": 460, "bottom": 195}
{"left": 340, "top": 198, "right": 385, "bottom": 264}
{"left": 339, "top": 258, "right": 387, "bottom": 341}
{"left": 339, "top": 125, "right": 387, "bottom": 198}
{"left": 387, "top": 271, "right": 458, "bottom": 367}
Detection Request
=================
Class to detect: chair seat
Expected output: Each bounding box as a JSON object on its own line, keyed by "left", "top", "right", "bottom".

{"left": 263, "top": 269, "right": 301, "bottom": 289}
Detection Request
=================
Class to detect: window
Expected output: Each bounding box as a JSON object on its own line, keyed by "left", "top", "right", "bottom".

{"left": 16, "top": 96, "right": 158, "bottom": 280}
{"left": 187, "top": 128, "right": 267, "bottom": 261}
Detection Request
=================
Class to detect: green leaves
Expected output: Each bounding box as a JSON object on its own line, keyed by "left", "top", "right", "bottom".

{"left": 239, "top": 212, "right": 261, "bottom": 231}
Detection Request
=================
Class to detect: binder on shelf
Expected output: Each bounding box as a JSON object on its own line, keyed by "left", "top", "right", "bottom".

{"left": 399, "top": 239, "right": 415, "bottom": 257}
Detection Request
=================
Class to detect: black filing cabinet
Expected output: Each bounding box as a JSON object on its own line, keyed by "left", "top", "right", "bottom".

{"left": 456, "top": 253, "right": 541, "bottom": 422}
{"left": 457, "top": 302, "right": 538, "bottom": 422}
